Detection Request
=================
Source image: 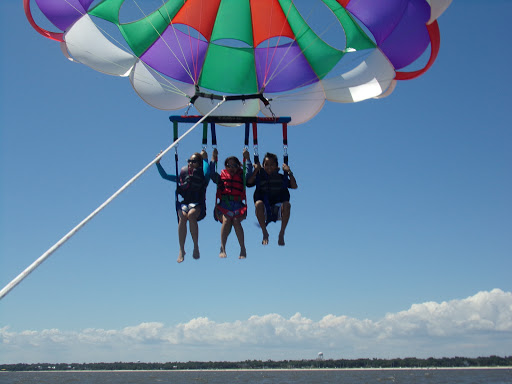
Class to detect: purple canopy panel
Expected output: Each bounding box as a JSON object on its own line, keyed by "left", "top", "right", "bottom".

{"left": 346, "top": 0, "right": 409, "bottom": 45}
{"left": 255, "top": 43, "right": 319, "bottom": 93}
{"left": 35, "top": 0, "right": 95, "bottom": 31}
{"left": 140, "top": 26, "right": 208, "bottom": 85}
{"left": 379, "top": 0, "right": 431, "bottom": 70}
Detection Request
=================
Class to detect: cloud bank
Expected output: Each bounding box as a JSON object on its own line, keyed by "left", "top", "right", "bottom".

{"left": 2, "top": 289, "right": 511, "bottom": 363}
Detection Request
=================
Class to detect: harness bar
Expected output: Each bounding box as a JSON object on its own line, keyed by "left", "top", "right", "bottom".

{"left": 169, "top": 116, "right": 291, "bottom": 124}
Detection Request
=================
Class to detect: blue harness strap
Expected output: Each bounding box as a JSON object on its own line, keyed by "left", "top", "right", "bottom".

{"left": 173, "top": 121, "right": 180, "bottom": 223}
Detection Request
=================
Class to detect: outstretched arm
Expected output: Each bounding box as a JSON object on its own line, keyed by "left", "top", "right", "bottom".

{"left": 155, "top": 153, "right": 177, "bottom": 182}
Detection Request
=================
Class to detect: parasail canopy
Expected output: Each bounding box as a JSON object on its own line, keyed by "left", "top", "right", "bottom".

{"left": 25, "top": 0, "right": 452, "bottom": 125}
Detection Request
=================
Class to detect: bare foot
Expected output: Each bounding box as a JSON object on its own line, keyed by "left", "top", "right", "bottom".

{"left": 219, "top": 247, "right": 227, "bottom": 258}
{"left": 278, "top": 232, "right": 285, "bottom": 246}
{"left": 239, "top": 246, "right": 247, "bottom": 259}
{"left": 177, "top": 250, "right": 185, "bottom": 263}
{"left": 262, "top": 231, "right": 269, "bottom": 245}
{"left": 193, "top": 248, "right": 200, "bottom": 259}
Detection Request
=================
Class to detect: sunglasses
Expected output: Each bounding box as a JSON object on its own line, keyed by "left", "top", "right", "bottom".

{"left": 188, "top": 159, "right": 200, "bottom": 164}
{"left": 226, "top": 163, "right": 239, "bottom": 169}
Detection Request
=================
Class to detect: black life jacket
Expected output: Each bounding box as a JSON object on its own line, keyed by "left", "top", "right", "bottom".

{"left": 177, "top": 165, "right": 207, "bottom": 204}
{"left": 254, "top": 171, "right": 289, "bottom": 203}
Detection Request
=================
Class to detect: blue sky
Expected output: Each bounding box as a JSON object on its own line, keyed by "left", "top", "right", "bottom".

{"left": 1, "top": 1, "right": 511, "bottom": 363}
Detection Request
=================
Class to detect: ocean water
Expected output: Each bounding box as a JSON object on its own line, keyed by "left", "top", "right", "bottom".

{"left": 0, "top": 369, "right": 511, "bottom": 384}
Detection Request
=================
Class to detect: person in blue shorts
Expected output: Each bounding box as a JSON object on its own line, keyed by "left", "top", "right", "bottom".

{"left": 246, "top": 152, "right": 297, "bottom": 246}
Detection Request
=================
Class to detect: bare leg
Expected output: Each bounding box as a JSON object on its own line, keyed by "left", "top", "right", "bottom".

{"left": 188, "top": 207, "right": 201, "bottom": 259}
{"left": 255, "top": 200, "right": 269, "bottom": 245}
{"left": 220, "top": 215, "right": 232, "bottom": 258}
{"left": 232, "top": 216, "right": 246, "bottom": 259}
{"left": 278, "top": 201, "right": 291, "bottom": 246}
{"left": 177, "top": 212, "right": 188, "bottom": 262}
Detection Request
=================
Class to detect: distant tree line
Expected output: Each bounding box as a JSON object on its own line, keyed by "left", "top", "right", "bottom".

{"left": 1, "top": 356, "right": 511, "bottom": 372}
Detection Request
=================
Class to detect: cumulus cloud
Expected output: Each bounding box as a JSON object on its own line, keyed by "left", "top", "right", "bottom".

{"left": 1, "top": 289, "right": 511, "bottom": 363}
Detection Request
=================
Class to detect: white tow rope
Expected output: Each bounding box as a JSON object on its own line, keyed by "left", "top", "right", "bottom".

{"left": 0, "top": 98, "right": 226, "bottom": 300}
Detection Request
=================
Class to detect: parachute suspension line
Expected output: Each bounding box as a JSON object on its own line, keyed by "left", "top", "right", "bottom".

{"left": 262, "top": 0, "right": 290, "bottom": 88}
{"left": 263, "top": 4, "right": 399, "bottom": 100}
{"left": 264, "top": 31, "right": 324, "bottom": 91}
{"left": 163, "top": 6, "right": 197, "bottom": 82}
{"left": 262, "top": 0, "right": 298, "bottom": 89}
{"left": 261, "top": 0, "right": 274, "bottom": 87}
{"left": 129, "top": 61, "right": 189, "bottom": 97}
{"left": 264, "top": 1, "right": 350, "bottom": 91}
{"left": 31, "top": 0, "right": 190, "bottom": 98}
{"left": 130, "top": 0, "right": 195, "bottom": 84}
{"left": 182, "top": 0, "right": 204, "bottom": 83}
{"left": 192, "top": 1, "right": 205, "bottom": 83}
{"left": 87, "top": 0, "right": 195, "bottom": 97}
{"left": 64, "top": 0, "right": 83, "bottom": 14}
{"left": 52, "top": 0, "right": 190, "bottom": 97}
{"left": 0, "top": 97, "right": 226, "bottom": 301}
{"left": 263, "top": 0, "right": 311, "bottom": 88}
{"left": 266, "top": 48, "right": 397, "bottom": 103}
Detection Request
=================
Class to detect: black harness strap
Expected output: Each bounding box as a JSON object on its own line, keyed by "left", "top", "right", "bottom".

{"left": 252, "top": 122, "right": 259, "bottom": 165}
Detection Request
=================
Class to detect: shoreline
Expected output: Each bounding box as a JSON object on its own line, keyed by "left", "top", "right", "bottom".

{"left": 3, "top": 367, "right": 511, "bottom": 373}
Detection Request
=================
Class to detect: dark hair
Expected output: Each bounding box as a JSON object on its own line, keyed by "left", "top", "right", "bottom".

{"left": 263, "top": 153, "right": 278, "bottom": 166}
{"left": 224, "top": 156, "right": 241, "bottom": 168}
{"left": 191, "top": 152, "right": 203, "bottom": 167}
